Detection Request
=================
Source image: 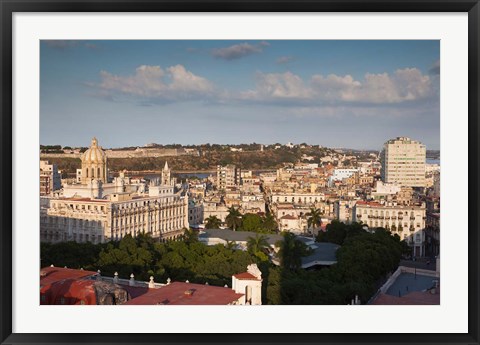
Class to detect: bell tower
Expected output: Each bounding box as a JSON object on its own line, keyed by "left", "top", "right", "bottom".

{"left": 161, "top": 161, "right": 171, "bottom": 186}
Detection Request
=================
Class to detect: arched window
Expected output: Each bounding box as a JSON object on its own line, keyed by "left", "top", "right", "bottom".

{"left": 98, "top": 167, "right": 101, "bottom": 177}
{"left": 86, "top": 169, "right": 89, "bottom": 178}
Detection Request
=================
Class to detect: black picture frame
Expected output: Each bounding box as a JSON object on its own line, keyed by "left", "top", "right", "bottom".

{"left": 1, "top": 1, "right": 479, "bottom": 344}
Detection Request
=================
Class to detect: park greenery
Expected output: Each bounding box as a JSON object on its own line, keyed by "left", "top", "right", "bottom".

{"left": 265, "top": 221, "right": 409, "bottom": 304}
{"left": 41, "top": 231, "right": 255, "bottom": 288}
{"left": 205, "top": 210, "right": 278, "bottom": 234}
{"left": 41, "top": 221, "right": 407, "bottom": 305}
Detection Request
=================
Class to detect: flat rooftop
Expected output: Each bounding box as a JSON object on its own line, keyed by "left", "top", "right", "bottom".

{"left": 199, "top": 229, "right": 283, "bottom": 246}
{"left": 300, "top": 242, "right": 340, "bottom": 268}
{"left": 386, "top": 273, "right": 438, "bottom": 297}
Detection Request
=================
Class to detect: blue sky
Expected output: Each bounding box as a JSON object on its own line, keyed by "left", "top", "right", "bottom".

{"left": 40, "top": 40, "right": 440, "bottom": 150}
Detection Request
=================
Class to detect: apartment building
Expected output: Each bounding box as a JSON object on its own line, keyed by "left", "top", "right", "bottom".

{"left": 380, "top": 137, "right": 426, "bottom": 187}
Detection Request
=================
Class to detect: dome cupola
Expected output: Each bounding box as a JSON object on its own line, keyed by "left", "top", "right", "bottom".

{"left": 81, "top": 137, "right": 106, "bottom": 164}
{"left": 80, "top": 137, "right": 108, "bottom": 184}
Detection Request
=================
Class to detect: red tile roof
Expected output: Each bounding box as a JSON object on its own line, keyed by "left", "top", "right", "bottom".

{"left": 40, "top": 267, "right": 98, "bottom": 286}
{"left": 60, "top": 197, "right": 109, "bottom": 203}
{"left": 41, "top": 280, "right": 98, "bottom": 305}
{"left": 123, "top": 282, "right": 244, "bottom": 305}
{"left": 280, "top": 214, "right": 298, "bottom": 220}
{"left": 233, "top": 272, "right": 260, "bottom": 280}
{"left": 356, "top": 201, "right": 383, "bottom": 207}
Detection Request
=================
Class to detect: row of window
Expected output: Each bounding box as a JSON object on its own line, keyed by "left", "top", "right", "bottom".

{"left": 365, "top": 220, "right": 422, "bottom": 228}
{"left": 41, "top": 232, "right": 103, "bottom": 244}
{"left": 359, "top": 209, "right": 423, "bottom": 217}
{"left": 112, "top": 197, "right": 180, "bottom": 211}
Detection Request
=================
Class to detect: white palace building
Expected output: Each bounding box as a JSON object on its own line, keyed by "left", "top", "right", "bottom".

{"left": 40, "top": 138, "right": 188, "bottom": 244}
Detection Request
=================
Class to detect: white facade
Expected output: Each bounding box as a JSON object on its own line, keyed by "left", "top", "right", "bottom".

{"left": 188, "top": 199, "right": 204, "bottom": 228}
{"left": 381, "top": 137, "right": 426, "bottom": 187}
{"left": 41, "top": 138, "right": 187, "bottom": 244}
{"left": 334, "top": 200, "right": 356, "bottom": 224}
{"left": 41, "top": 192, "right": 188, "bottom": 244}
{"left": 370, "top": 181, "right": 401, "bottom": 199}
{"left": 270, "top": 192, "right": 325, "bottom": 205}
{"left": 353, "top": 201, "right": 426, "bottom": 256}
{"left": 328, "top": 169, "right": 358, "bottom": 187}
{"left": 203, "top": 201, "right": 229, "bottom": 223}
{"left": 232, "top": 264, "right": 263, "bottom": 305}
{"left": 278, "top": 214, "right": 306, "bottom": 233}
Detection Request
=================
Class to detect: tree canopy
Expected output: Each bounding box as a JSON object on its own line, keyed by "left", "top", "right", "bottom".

{"left": 225, "top": 206, "right": 242, "bottom": 231}
{"left": 205, "top": 215, "right": 221, "bottom": 229}
{"left": 265, "top": 223, "right": 407, "bottom": 305}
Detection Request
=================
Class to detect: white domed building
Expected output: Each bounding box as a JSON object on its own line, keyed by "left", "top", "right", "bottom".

{"left": 41, "top": 137, "right": 188, "bottom": 244}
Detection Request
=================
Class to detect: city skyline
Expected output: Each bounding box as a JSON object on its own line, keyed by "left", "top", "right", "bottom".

{"left": 41, "top": 40, "right": 440, "bottom": 150}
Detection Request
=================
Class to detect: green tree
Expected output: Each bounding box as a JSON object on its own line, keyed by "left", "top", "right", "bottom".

{"left": 262, "top": 213, "right": 278, "bottom": 233}
{"left": 241, "top": 213, "right": 263, "bottom": 232}
{"left": 246, "top": 234, "right": 270, "bottom": 261}
{"left": 277, "top": 232, "right": 310, "bottom": 271}
{"left": 205, "top": 215, "right": 221, "bottom": 229}
{"left": 306, "top": 207, "right": 322, "bottom": 232}
{"left": 181, "top": 228, "right": 198, "bottom": 244}
{"left": 225, "top": 240, "right": 237, "bottom": 250}
{"left": 323, "top": 220, "right": 347, "bottom": 244}
{"left": 225, "top": 206, "right": 242, "bottom": 231}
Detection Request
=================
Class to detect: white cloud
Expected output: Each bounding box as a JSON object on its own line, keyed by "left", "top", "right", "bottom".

{"left": 242, "top": 71, "right": 312, "bottom": 101}
{"left": 89, "top": 63, "right": 436, "bottom": 108}
{"left": 212, "top": 42, "right": 269, "bottom": 60}
{"left": 167, "top": 65, "right": 213, "bottom": 93}
{"left": 242, "top": 68, "right": 436, "bottom": 105}
{"left": 93, "top": 64, "right": 214, "bottom": 102}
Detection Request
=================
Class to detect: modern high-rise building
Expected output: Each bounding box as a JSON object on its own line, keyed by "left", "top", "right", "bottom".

{"left": 380, "top": 137, "right": 426, "bottom": 188}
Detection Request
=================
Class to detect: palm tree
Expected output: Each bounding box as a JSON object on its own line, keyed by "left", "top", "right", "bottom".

{"left": 277, "top": 232, "right": 309, "bottom": 270}
{"left": 246, "top": 234, "right": 269, "bottom": 255}
{"left": 181, "top": 228, "right": 198, "bottom": 244}
{"left": 205, "top": 215, "right": 221, "bottom": 229}
{"left": 306, "top": 207, "right": 322, "bottom": 233}
{"left": 225, "top": 240, "right": 237, "bottom": 250}
{"left": 262, "top": 213, "right": 278, "bottom": 233}
{"left": 225, "top": 206, "right": 242, "bottom": 231}
{"left": 247, "top": 234, "right": 270, "bottom": 261}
